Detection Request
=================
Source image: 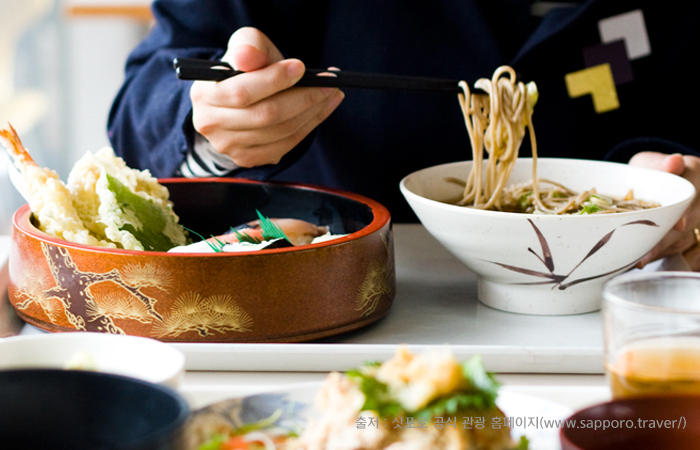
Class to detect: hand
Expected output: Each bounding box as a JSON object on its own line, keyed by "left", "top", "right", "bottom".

{"left": 629, "top": 152, "right": 700, "bottom": 270}
{"left": 189, "top": 27, "right": 344, "bottom": 167}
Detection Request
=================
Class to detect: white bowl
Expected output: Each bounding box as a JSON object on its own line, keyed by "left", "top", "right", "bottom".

{"left": 400, "top": 158, "right": 696, "bottom": 315}
{"left": 0, "top": 332, "right": 185, "bottom": 388}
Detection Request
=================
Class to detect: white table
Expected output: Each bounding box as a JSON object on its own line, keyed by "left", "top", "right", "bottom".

{"left": 1, "top": 227, "right": 612, "bottom": 431}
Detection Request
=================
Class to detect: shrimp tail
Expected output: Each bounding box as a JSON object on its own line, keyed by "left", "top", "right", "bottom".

{"left": 0, "top": 123, "right": 38, "bottom": 173}
{"left": 0, "top": 123, "right": 41, "bottom": 203}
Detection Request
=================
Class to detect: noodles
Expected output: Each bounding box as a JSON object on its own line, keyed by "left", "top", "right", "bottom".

{"left": 452, "top": 66, "right": 659, "bottom": 214}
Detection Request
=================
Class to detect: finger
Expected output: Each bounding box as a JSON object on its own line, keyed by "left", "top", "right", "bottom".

{"left": 673, "top": 155, "right": 700, "bottom": 232}
{"left": 224, "top": 27, "right": 284, "bottom": 69}
{"left": 192, "top": 58, "right": 306, "bottom": 109}
{"left": 638, "top": 227, "right": 697, "bottom": 268}
{"left": 196, "top": 86, "right": 340, "bottom": 132}
{"left": 226, "top": 89, "right": 345, "bottom": 150}
{"left": 638, "top": 215, "right": 700, "bottom": 269}
{"left": 217, "top": 90, "right": 345, "bottom": 167}
{"left": 631, "top": 153, "right": 700, "bottom": 268}
{"left": 683, "top": 237, "right": 700, "bottom": 271}
{"left": 629, "top": 151, "right": 685, "bottom": 175}
{"left": 228, "top": 44, "right": 270, "bottom": 72}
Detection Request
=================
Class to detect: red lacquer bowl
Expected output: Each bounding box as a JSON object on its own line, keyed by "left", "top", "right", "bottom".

{"left": 9, "top": 178, "right": 395, "bottom": 343}
{"left": 560, "top": 396, "right": 700, "bottom": 450}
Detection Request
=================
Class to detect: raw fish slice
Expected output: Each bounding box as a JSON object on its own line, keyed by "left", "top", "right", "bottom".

{"left": 230, "top": 218, "right": 329, "bottom": 246}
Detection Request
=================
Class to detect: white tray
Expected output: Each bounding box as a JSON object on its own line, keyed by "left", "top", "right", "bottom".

{"left": 2, "top": 226, "right": 686, "bottom": 374}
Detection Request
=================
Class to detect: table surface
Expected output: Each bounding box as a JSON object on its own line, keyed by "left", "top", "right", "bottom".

{"left": 1, "top": 227, "right": 613, "bottom": 446}
{"left": 159, "top": 224, "right": 682, "bottom": 375}
{"left": 4, "top": 225, "right": 610, "bottom": 374}
{"left": 164, "top": 224, "right": 616, "bottom": 374}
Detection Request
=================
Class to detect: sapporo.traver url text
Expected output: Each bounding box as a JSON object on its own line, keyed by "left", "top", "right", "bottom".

{"left": 355, "top": 416, "right": 687, "bottom": 431}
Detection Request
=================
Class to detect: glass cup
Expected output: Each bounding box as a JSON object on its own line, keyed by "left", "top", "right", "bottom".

{"left": 603, "top": 271, "right": 700, "bottom": 399}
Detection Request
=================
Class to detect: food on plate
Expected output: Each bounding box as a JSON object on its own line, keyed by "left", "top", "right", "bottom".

{"left": 0, "top": 124, "right": 189, "bottom": 251}
{"left": 194, "top": 347, "right": 528, "bottom": 450}
{"left": 452, "top": 66, "right": 659, "bottom": 214}
{"left": 1, "top": 124, "right": 344, "bottom": 253}
{"left": 194, "top": 414, "right": 294, "bottom": 450}
{"left": 233, "top": 217, "right": 330, "bottom": 246}
{"left": 169, "top": 211, "right": 345, "bottom": 253}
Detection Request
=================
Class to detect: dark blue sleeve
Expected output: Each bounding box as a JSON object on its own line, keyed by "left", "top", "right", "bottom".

{"left": 107, "top": 0, "right": 242, "bottom": 177}
{"left": 107, "top": 0, "right": 328, "bottom": 178}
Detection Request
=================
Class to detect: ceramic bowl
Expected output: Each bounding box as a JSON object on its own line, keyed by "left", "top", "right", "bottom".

{"left": 9, "top": 178, "right": 395, "bottom": 342}
{"left": 400, "top": 158, "right": 695, "bottom": 315}
{"left": 559, "top": 396, "right": 700, "bottom": 449}
{"left": 0, "top": 369, "right": 189, "bottom": 449}
{"left": 0, "top": 332, "right": 185, "bottom": 388}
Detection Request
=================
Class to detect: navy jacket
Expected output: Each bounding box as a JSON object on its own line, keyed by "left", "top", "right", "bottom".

{"left": 108, "top": 0, "right": 700, "bottom": 222}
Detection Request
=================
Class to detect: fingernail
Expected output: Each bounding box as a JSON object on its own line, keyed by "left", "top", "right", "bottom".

{"left": 321, "top": 87, "right": 335, "bottom": 96}
{"left": 287, "top": 60, "right": 304, "bottom": 78}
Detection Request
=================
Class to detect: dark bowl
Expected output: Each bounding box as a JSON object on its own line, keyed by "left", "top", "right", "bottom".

{"left": 560, "top": 396, "right": 700, "bottom": 450}
{"left": 0, "top": 369, "right": 190, "bottom": 449}
{"left": 9, "top": 178, "right": 395, "bottom": 342}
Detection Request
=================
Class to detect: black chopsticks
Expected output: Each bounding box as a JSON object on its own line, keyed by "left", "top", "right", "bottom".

{"left": 173, "top": 57, "right": 474, "bottom": 94}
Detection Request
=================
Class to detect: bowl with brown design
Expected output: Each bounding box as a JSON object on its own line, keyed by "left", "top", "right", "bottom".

{"left": 8, "top": 178, "right": 394, "bottom": 342}
{"left": 400, "top": 158, "right": 695, "bottom": 315}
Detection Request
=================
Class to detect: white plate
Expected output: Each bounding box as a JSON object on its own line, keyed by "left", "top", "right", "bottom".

{"left": 498, "top": 388, "right": 573, "bottom": 450}
{"left": 186, "top": 382, "right": 572, "bottom": 450}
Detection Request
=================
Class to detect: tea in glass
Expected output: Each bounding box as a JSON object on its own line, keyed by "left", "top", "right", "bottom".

{"left": 607, "top": 337, "right": 700, "bottom": 398}
{"left": 602, "top": 272, "right": 700, "bottom": 400}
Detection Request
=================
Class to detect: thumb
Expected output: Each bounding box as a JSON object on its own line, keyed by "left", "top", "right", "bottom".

{"left": 223, "top": 27, "right": 284, "bottom": 72}
{"left": 629, "top": 151, "right": 685, "bottom": 176}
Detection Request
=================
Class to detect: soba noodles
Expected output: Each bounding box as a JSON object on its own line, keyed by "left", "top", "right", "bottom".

{"left": 451, "top": 66, "right": 659, "bottom": 214}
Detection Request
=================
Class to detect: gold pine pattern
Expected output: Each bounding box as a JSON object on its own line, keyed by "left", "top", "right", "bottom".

{"left": 153, "top": 292, "right": 253, "bottom": 338}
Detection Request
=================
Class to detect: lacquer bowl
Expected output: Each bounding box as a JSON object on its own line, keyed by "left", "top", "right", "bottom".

{"left": 8, "top": 178, "right": 394, "bottom": 342}
{"left": 560, "top": 396, "right": 700, "bottom": 449}
{"left": 400, "top": 158, "right": 695, "bottom": 315}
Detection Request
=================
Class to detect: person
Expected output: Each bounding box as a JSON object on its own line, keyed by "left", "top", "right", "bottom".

{"left": 107, "top": 0, "right": 700, "bottom": 270}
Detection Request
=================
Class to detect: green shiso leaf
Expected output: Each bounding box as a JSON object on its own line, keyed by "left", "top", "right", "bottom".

{"left": 461, "top": 355, "right": 500, "bottom": 403}
{"left": 346, "top": 369, "right": 403, "bottom": 418}
{"left": 414, "top": 355, "right": 499, "bottom": 419}
{"left": 106, "top": 174, "right": 183, "bottom": 251}
{"left": 348, "top": 354, "right": 500, "bottom": 420}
